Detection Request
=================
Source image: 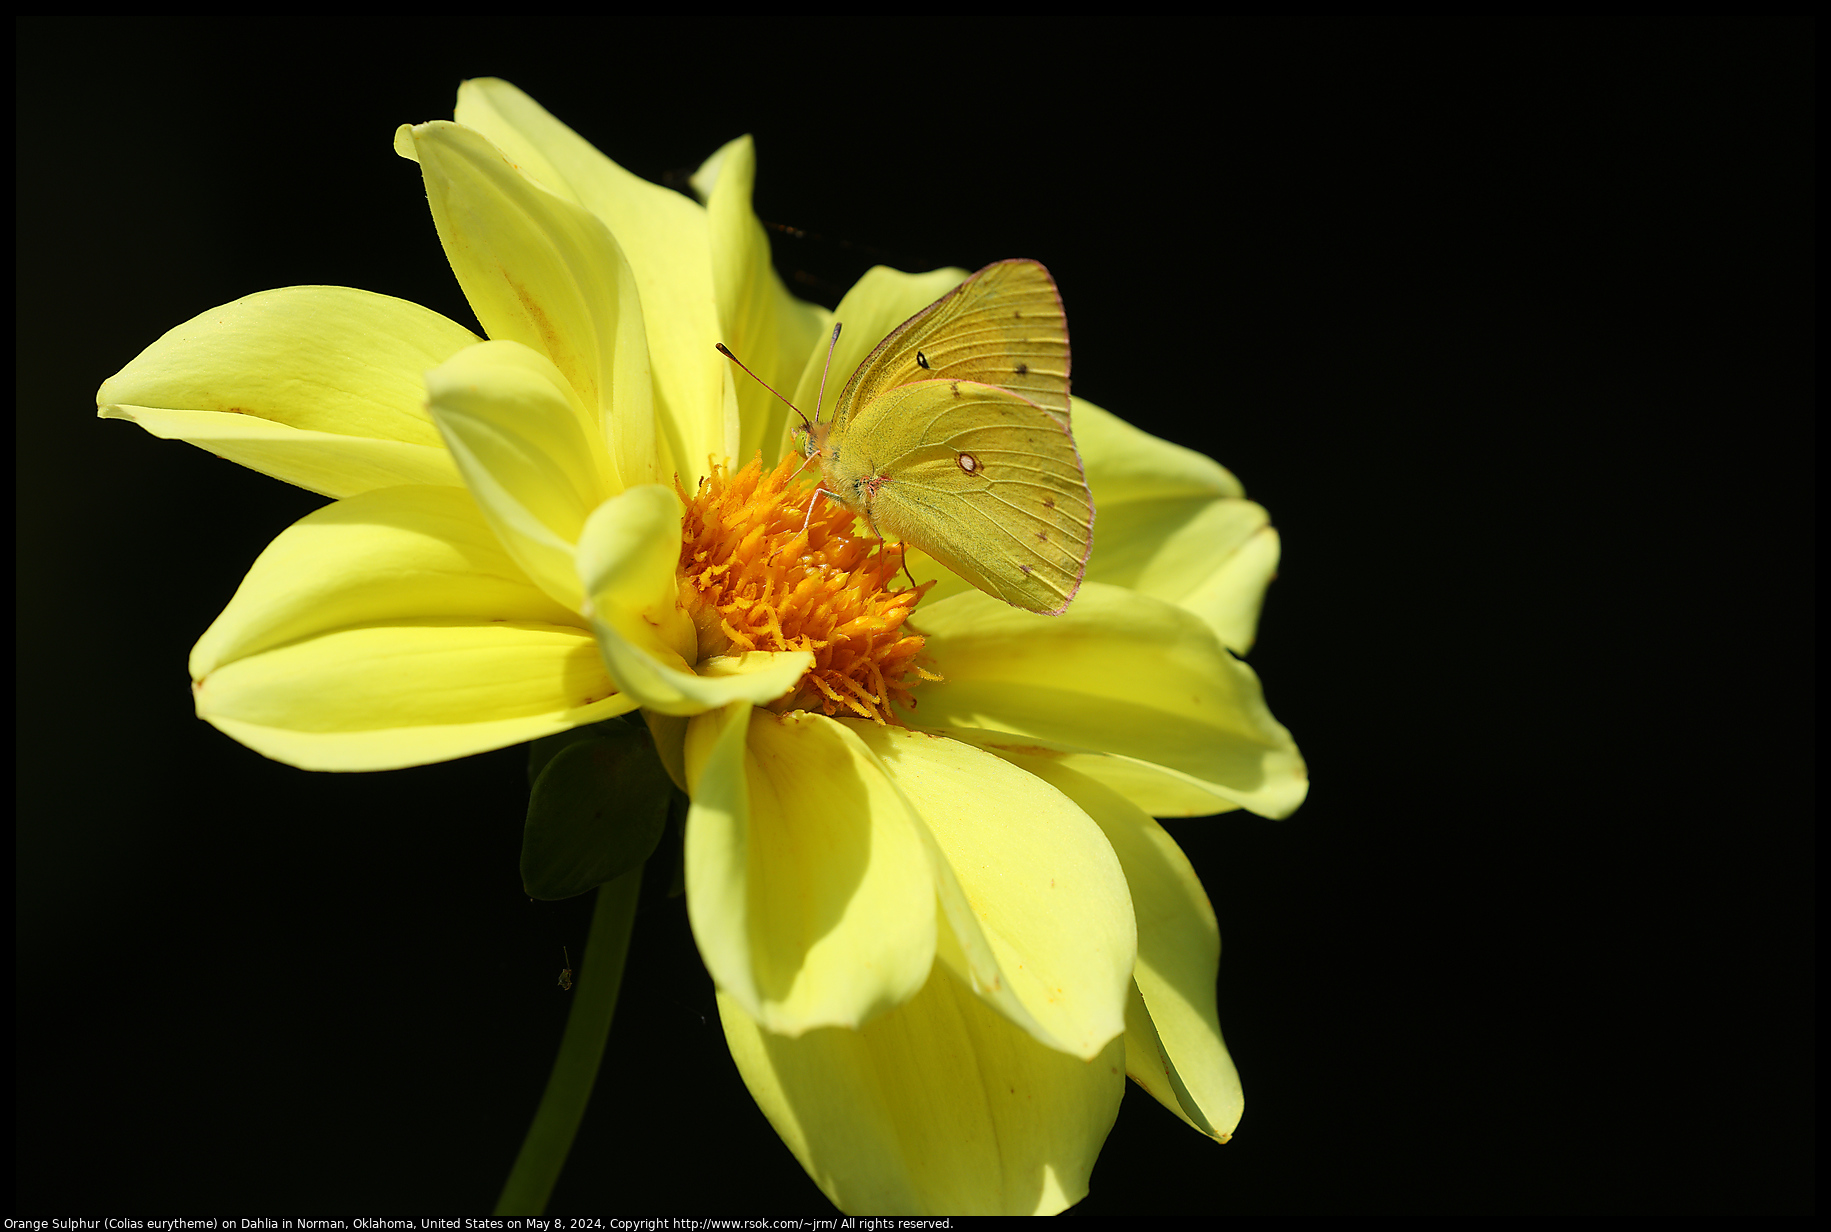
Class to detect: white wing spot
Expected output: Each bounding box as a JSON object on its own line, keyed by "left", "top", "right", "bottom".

{"left": 957, "top": 451, "right": 981, "bottom": 475}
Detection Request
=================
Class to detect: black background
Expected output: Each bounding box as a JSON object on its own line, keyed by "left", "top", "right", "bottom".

{"left": 16, "top": 17, "right": 1813, "bottom": 1216}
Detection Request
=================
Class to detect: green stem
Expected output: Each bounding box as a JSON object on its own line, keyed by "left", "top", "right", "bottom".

{"left": 495, "top": 866, "right": 643, "bottom": 1215}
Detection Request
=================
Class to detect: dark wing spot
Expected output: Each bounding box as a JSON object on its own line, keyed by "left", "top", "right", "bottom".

{"left": 1036, "top": 529, "right": 1048, "bottom": 541}
{"left": 1043, "top": 497, "right": 1056, "bottom": 509}
{"left": 950, "top": 382, "right": 961, "bottom": 397}
{"left": 1014, "top": 362, "right": 1028, "bottom": 375}
{"left": 1020, "top": 564, "right": 1033, "bottom": 574}
{"left": 916, "top": 350, "right": 931, "bottom": 369}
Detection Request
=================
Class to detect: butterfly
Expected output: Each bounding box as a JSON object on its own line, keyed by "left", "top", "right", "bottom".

{"left": 791, "top": 259, "right": 1094, "bottom": 615}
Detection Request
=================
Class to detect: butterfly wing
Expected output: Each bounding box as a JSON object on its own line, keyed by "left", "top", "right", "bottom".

{"left": 829, "top": 379, "right": 1093, "bottom": 615}
{"left": 834, "top": 259, "right": 1071, "bottom": 426}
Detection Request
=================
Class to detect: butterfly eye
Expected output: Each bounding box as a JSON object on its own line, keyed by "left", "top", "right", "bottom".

{"left": 957, "top": 451, "right": 981, "bottom": 475}
{"left": 916, "top": 351, "right": 931, "bottom": 369}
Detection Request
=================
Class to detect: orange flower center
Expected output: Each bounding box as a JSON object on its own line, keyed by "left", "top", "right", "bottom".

{"left": 676, "top": 454, "right": 938, "bottom": 723}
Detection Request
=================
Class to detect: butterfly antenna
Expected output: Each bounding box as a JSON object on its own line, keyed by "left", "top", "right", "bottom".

{"left": 715, "top": 343, "right": 809, "bottom": 432}
{"left": 812, "top": 322, "right": 842, "bottom": 429}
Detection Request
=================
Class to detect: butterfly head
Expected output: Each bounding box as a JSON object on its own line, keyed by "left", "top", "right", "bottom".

{"left": 791, "top": 413, "right": 833, "bottom": 464}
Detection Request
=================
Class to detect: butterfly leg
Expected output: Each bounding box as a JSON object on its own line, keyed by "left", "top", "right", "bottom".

{"left": 769, "top": 487, "right": 842, "bottom": 567}
{"left": 797, "top": 488, "right": 825, "bottom": 540}
{"left": 799, "top": 487, "right": 847, "bottom": 540}
{"left": 859, "top": 500, "right": 922, "bottom": 595}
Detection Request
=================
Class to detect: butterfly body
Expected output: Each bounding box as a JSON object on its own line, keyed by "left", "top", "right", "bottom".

{"left": 799, "top": 260, "right": 1093, "bottom": 616}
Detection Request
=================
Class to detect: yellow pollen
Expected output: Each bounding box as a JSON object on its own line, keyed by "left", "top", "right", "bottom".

{"left": 676, "top": 454, "right": 940, "bottom": 724}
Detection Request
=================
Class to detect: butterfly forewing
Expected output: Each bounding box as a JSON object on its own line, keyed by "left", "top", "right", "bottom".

{"left": 836, "top": 260, "right": 1071, "bottom": 425}
{"left": 840, "top": 380, "right": 1092, "bottom": 614}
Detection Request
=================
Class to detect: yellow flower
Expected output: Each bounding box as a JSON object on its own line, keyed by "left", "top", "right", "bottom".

{"left": 96, "top": 79, "right": 1306, "bottom": 1214}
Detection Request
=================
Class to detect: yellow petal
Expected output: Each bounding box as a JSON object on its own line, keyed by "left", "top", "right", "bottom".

{"left": 449, "top": 79, "right": 729, "bottom": 484}
{"left": 396, "top": 118, "right": 661, "bottom": 491}
{"left": 848, "top": 724, "right": 1134, "bottom": 1061}
{"left": 1074, "top": 396, "right": 1243, "bottom": 501}
{"left": 1090, "top": 496, "right": 1280, "bottom": 656}
{"left": 717, "top": 964, "right": 1125, "bottom": 1215}
{"left": 684, "top": 707, "right": 935, "bottom": 1033}
{"left": 909, "top": 585, "right": 1309, "bottom": 819}
{"left": 425, "top": 340, "right": 617, "bottom": 614}
{"left": 934, "top": 726, "right": 1243, "bottom": 818}
{"left": 198, "top": 620, "right": 630, "bottom": 772}
{"left": 1181, "top": 522, "right": 1280, "bottom": 657}
{"left": 998, "top": 756, "right": 1243, "bottom": 1142}
{"left": 191, "top": 485, "right": 577, "bottom": 677}
{"left": 575, "top": 486, "right": 809, "bottom": 714}
{"left": 1074, "top": 397, "right": 1278, "bottom": 653}
{"left": 700, "top": 134, "right": 833, "bottom": 467}
{"left": 96, "top": 286, "right": 474, "bottom": 497}
{"left": 186, "top": 485, "right": 625, "bottom": 770}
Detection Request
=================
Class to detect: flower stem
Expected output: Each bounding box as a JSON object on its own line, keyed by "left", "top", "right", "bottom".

{"left": 495, "top": 866, "right": 643, "bottom": 1215}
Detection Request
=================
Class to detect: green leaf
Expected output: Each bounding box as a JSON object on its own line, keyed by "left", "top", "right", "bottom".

{"left": 526, "top": 715, "right": 628, "bottom": 787}
{"left": 521, "top": 722, "right": 670, "bottom": 899}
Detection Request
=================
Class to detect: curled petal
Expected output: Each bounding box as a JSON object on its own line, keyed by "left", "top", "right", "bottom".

{"left": 1075, "top": 398, "right": 1277, "bottom": 653}
{"left": 684, "top": 707, "right": 935, "bottom": 1033}
{"left": 910, "top": 584, "right": 1308, "bottom": 819}
{"left": 1180, "top": 519, "right": 1280, "bottom": 657}
{"left": 934, "top": 726, "right": 1242, "bottom": 818}
{"left": 96, "top": 286, "right": 475, "bottom": 497}
{"left": 1073, "top": 396, "right": 1244, "bottom": 502}
{"left": 698, "top": 134, "right": 832, "bottom": 468}
{"left": 448, "top": 78, "right": 730, "bottom": 484}
{"left": 847, "top": 723, "right": 1134, "bottom": 1061}
{"left": 999, "top": 755, "right": 1243, "bottom": 1142}
{"left": 1171, "top": 512, "right": 1274, "bottom": 659}
{"left": 1089, "top": 491, "right": 1277, "bottom": 655}
{"left": 575, "top": 486, "right": 808, "bottom": 714}
{"left": 395, "top": 118, "right": 659, "bottom": 492}
{"left": 426, "top": 340, "right": 617, "bottom": 614}
{"left": 717, "top": 966, "right": 1125, "bottom": 1216}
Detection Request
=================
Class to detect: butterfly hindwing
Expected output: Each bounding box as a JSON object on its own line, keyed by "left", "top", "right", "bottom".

{"left": 829, "top": 380, "right": 1092, "bottom": 615}
{"left": 835, "top": 260, "right": 1071, "bottom": 425}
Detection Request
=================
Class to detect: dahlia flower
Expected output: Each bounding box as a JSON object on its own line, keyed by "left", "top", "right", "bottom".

{"left": 96, "top": 79, "right": 1305, "bottom": 1215}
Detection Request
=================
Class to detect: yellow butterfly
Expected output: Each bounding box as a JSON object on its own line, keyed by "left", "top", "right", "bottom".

{"left": 791, "top": 259, "right": 1094, "bottom": 616}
